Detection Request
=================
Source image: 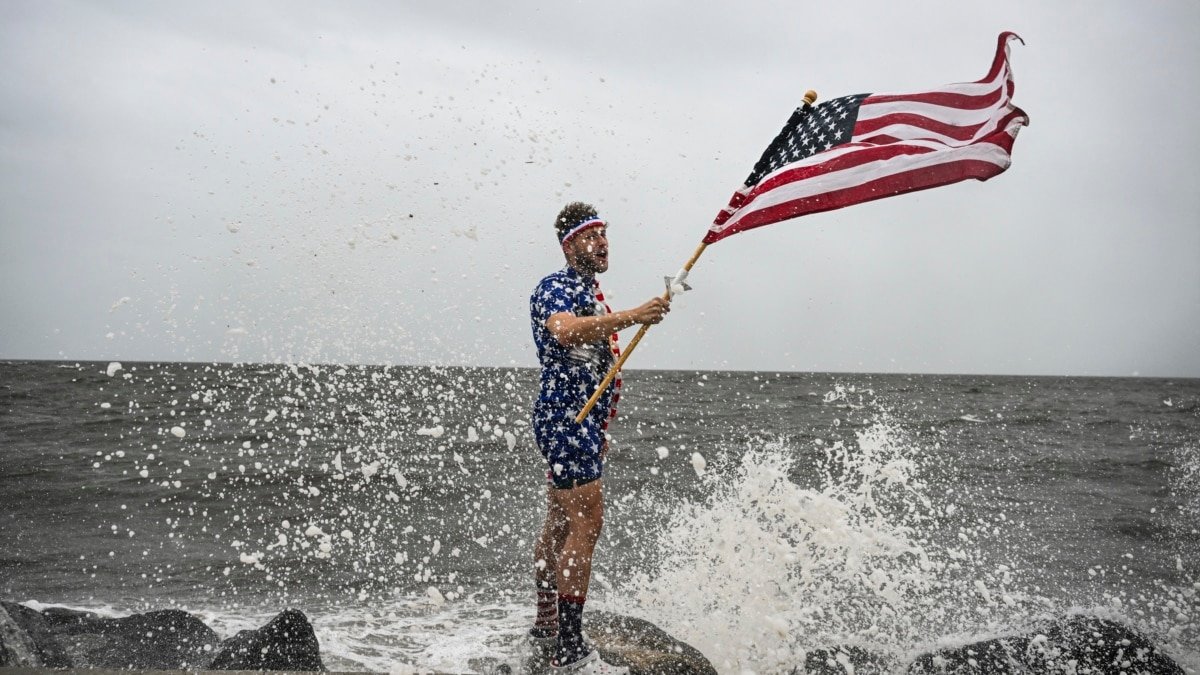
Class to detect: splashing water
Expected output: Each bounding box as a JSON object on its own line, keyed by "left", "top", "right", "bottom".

{"left": 10, "top": 363, "right": 1196, "bottom": 672}
{"left": 625, "top": 399, "right": 1199, "bottom": 673}
{"left": 626, "top": 416, "right": 948, "bottom": 671}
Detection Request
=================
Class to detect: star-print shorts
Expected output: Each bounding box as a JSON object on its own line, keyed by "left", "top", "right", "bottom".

{"left": 532, "top": 402, "right": 606, "bottom": 490}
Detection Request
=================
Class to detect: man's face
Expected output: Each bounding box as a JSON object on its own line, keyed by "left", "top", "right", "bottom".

{"left": 565, "top": 226, "right": 609, "bottom": 274}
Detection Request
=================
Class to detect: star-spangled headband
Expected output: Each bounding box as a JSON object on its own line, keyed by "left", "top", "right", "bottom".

{"left": 559, "top": 217, "right": 606, "bottom": 245}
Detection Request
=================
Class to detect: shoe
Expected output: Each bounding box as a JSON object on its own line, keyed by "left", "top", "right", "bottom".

{"left": 550, "top": 648, "right": 629, "bottom": 674}
{"left": 526, "top": 629, "right": 557, "bottom": 655}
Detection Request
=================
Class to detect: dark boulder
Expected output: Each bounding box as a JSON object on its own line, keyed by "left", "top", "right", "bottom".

{"left": 906, "top": 615, "right": 1183, "bottom": 674}
{"left": 207, "top": 608, "right": 324, "bottom": 671}
{"left": 1, "top": 601, "right": 72, "bottom": 668}
{"left": 40, "top": 607, "right": 219, "bottom": 670}
{"left": 1031, "top": 616, "right": 1184, "bottom": 675}
{"left": 507, "top": 611, "right": 716, "bottom": 675}
{"left": 585, "top": 611, "right": 716, "bottom": 675}
{"left": 2, "top": 601, "right": 323, "bottom": 672}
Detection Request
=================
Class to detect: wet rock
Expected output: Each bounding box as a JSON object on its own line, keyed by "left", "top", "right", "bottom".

{"left": 1, "top": 601, "right": 69, "bottom": 667}
{"left": 1, "top": 601, "right": 322, "bottom": 672}
{"left": 906, "top": 615, "right": 1183, "bottom": 675}
{"left": 512, "top": 611, "right": 714, "bottom": 675}
{"left": 40, "top": 606, "right": 219, "bottom": 670}
{"left": 207, "top": 608, "right": 324, "bottom": 671}
{"left": 586, "top": 611, "right": 716, "bottom": 675}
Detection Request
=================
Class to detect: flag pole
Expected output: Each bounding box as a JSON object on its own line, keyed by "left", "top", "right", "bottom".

{"left": 573, "top": 240, "right": 708, "bottom": 424}
{"left": 574, "top": 88, "right": 819, "bottom": 425}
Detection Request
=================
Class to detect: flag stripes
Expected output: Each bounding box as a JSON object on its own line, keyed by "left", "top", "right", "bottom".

{"left": 705, "top": 32, "right": 1028, "bottom": 244}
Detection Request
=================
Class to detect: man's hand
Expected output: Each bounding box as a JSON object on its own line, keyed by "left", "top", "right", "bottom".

{"left": 629, "top": 296, "right": 670, "bottom": 325}
{"left": 547, "top": 296, "right": 671, "bottom": 347}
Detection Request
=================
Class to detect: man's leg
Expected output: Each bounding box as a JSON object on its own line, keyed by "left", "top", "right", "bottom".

{"left": 531, "top": 485, "right": 568, "bottom": 639}
{"left": 549, "top": 479, "right": 604, "bottom": 665}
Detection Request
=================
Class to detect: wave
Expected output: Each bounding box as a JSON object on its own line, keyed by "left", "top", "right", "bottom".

{"left": 620, "top": 411, "right": 1200, "bottom": 672}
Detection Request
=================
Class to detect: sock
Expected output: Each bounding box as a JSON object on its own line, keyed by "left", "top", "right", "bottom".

{"left": 531, "top": 582, "right": 558, "bottom": 638}
{"left": 555, "top": 593, "right": 588, "bottom": 665}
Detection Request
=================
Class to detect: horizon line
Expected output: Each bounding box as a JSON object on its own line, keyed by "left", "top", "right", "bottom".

{"left": 2, "top": 357, "right": 1196, "bottom": 381}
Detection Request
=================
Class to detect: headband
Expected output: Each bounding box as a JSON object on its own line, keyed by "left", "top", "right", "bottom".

{"left": 559, "top": 217, "right": 606, "bottom": 245}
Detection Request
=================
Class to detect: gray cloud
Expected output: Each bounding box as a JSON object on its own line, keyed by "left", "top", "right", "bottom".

{"left": 2, "top": 0, "right": 1197, "bottom": 376}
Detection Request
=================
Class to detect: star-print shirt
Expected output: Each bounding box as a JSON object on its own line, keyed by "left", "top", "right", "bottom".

{"left": 529, "top": 266, "right": 616, "bottom": 415}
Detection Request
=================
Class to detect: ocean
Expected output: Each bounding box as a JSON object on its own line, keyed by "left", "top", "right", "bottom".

{"left": 1, "top": 360, "right": 1197, "bottom": 673}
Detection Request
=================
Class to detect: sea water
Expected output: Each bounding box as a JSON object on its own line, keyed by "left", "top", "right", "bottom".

{"left": 1, "top": 361, "right": 1197, "bottom": 672}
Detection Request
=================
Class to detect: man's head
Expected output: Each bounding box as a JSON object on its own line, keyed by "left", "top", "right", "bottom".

{"left": 555, "top": 202, "right": 608, "bottom": 275}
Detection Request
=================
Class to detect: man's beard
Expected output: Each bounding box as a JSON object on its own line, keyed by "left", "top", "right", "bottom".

{"left": 576, "top": 250, "right": 607, "bottom": 274}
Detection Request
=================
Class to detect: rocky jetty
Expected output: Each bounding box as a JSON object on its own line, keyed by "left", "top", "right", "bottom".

{"left": 0, "top": 601, "right": 323, "bottom": 671}
{"left": 2, "top": 600, "right": 715, "bottom": 674}
{"left": 4, "top": 601, "right": 1183, "bottom": 674}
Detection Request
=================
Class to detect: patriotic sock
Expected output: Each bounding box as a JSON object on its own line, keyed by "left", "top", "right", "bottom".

{"left": 555, "top": 593, "right": 589, "bottom": 665}
{"left": 530, "top": 583, "right": 558, "bottom": 638}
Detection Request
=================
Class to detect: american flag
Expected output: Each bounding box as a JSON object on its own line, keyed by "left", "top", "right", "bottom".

{"left": 705, "top": 32, "right": 1029, "bottom": 244}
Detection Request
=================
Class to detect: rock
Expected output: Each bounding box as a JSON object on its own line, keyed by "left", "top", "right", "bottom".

{"left": 514, "top": 611, "right": 715, "bottom": 675}
{"left": 906, "top": 615, "right": 1184, "bottom": 674}
{"left": 207, "top": 608, "right": 324, "bottom": 671}
{"left": 1032, "top": 616, "right": 1184, "bottom": 675}
{"left": 1, "top": 601, "right": 324, "bottom": 672}
{"left": 41, "top": 607, "right": 219, "bottom": 670}
{"left": 797, "top": 645, "right": 889, "bottom": 674}
{"left": 584, "top": 611, "right": 716, "bottom": 675}
{"left": 1, "top": 601, "right": 74, "bottom": 668}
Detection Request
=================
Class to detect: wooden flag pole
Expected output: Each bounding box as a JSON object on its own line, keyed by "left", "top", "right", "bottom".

{"left": 574, "top": 89, "right": 818, "bottom": 425}
{"left": 574, "top": 240, "right": 709, "bottom": 424}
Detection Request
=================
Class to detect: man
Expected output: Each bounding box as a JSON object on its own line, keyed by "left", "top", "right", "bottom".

{"left": 528, "top": 202, "right": 670, "bottom": 672}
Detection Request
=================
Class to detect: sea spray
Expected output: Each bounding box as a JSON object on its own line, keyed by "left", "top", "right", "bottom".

{"left": 619, "top": 401, "right": 1032, "bottom": 667}
{"left": 52, "top": 365, "right": 1199, "bottom": 670}
{"left": 87, "top": 361, "right": 542, "bottom": 610}
{"left": 623, "top": 387, "right": 1200, "bottom": 672}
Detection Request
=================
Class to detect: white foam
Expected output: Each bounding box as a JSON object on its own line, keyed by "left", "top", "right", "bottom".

{"left": 656, "top": 446, "right": 670, "bottom": 459}
{"left": 361, "top": 461, "right": 380, "bottom": 480}
{"left": 106, "top": 362, "right": 123, "bottom": 377}
{"left": 629, "top": 420, "right": 960, "bottom": 671}
{"left": 689, "top": 452, "right": 706, "bottom": 476}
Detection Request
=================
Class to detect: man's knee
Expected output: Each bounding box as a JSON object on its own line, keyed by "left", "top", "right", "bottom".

{"left": 579, "top": 504, "right": 603, "bottom": 536}
{"left": 571, "top": 497, "right": 604, "bottom": 539}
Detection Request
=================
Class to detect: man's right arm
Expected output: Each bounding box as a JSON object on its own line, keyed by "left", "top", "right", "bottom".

{"left": 547, "top": 297, "right": 670, "bottom": 348}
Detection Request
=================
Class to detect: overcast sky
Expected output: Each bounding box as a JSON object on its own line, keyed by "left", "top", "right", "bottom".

{"left": 2, "top": 1, "right": 1197, "bottom": 376}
